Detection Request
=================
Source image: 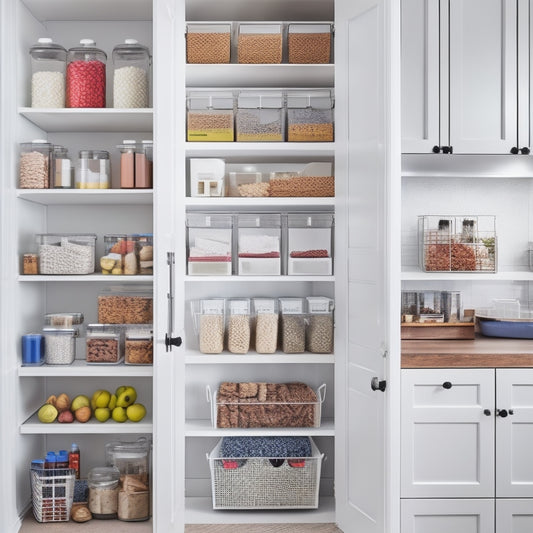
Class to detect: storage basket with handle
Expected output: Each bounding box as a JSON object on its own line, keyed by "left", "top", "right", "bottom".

{"left": 30, "top": 467, "right": 75, "bottom": 522}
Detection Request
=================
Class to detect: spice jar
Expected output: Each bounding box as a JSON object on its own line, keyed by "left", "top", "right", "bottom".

{"left": 305, "top": 296, "right": 334, "bottom": 353}
{"left": 75, "top": 150, "right": 110, "bottom": 189}
{"left": 88, "top": 466, "right": 120, "bottom": 519}
{"left": 227, "top": 299, "right": 251, "bottom": 354}
{"left": 135, "top": 140, "right": 153, "bottom": 188}
{"left": 118, "top": 140, "right": 136, "bottom": 188}
{"left": 253, "top": 298, "right": 279, "bottom": 354}
{"left": 66, "top": 39, "right": 107, "bottom": 108}
{"left": 287, "top": 90, "right": 334, "bottom": 142}
{"left": 19, "top": 140, "right": 52, "bottom": 189}
{"left": 192, "top": 299, "right": 225, "bottom": 354}
{"left": 112, "top": 39, "right": 151, "bottom": 108}
{"left": 29, "top": 38, "right": 67, "bottom": 108}
{"left": 51, "top": 145, "right": 73, "bottom": 188}
{"left": 279, "top": 298, "right": 307, "bottom": 354}
{"left": 42, "top": 327, "right": 79, "bottom": 365}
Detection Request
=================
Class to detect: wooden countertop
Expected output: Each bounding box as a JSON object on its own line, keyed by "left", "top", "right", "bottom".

{"left": 402, "top": 335, "right": 533, "bottom": 368}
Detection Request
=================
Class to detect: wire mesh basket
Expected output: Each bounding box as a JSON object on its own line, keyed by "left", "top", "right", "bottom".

{"left": 30, "top": 467, "right": 75, "bottom": 522}
{"left": 208, "top": 438, "right": 323, "bottom": 509}
{"left": 418, "top": 215, "right": 497, "bottom": 272}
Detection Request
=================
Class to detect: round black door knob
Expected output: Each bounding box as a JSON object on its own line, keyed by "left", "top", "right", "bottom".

{"left": 432, "top": 145, "right": 441, "bottom": 153}
{"left": 442, "top": 146, "right": 450, "bottom": 154}
{"left": 484, "top": 409, "right": 491, "bottom": 416}
{"left": 498, "top": 409, "right": 508, "bottom": 418}
{"left": 442, "top": 381, "right": 452, "bottom": 389}
{"left": 521, "top": 147, "right": 530, "bottom": 155}
{"left": 511, "top": 147, "right": 519, "bottom": 154}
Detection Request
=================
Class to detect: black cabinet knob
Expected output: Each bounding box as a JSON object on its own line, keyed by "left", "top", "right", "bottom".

{"left": 442, "top": 146, "right": 451, "bottom": 154}
{"left": 432, "top": 145, "right": 441, "bottom": 154}
{"left": 484, "top": 409, "right": 491, "bottom": 416}
{"left": 165, "top": 334, "right": 182, "bottom": 348}
{"left": 442, "top": 381, "right": 452, "bottom": 389}
{"left": 511, "top": 147, "right": 519, "bottom": 154}
{"left": 521, "top": 147, "right": 530, "bottom": 155}
{"left": 497, "top": 409, "right": 508, "bottom": 418}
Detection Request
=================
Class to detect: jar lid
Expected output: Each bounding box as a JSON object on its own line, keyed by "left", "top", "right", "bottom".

{"left": 92, "top": 150, "right": 110, "bottom": 159}
{"left": 30, "top": 38, "right": 67, "bottom": 54}
{"left": 88, "top": 466, "right": 121, "bottom": 484}
{"left": 112, "top": 39, "right": 150, "bottom": 59}
{"left": 68, "top": 39, "right": 107, "bottom": 58}
{"left": 42, "top": 327, "right": 80, "bottom": 336}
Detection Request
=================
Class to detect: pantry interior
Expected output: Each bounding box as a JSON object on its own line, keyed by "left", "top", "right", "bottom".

{"left": 0, "top": 0, "right": 401, "bottom": 532}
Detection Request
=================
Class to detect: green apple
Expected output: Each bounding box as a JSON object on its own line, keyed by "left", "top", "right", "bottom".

{"left": 38, "top": 404, "right": 58, "bottom": 423}
{"left": 116, "top": 386, "right": 137, "bottom": 407}
{"left": 126, "top": 403, "right": 146, "bottom": 422}
{"left": 111, "top": 406, "right": 128, "bottom": 423}
{"left": 94, "top": 407, "right": 111, "bottom": 422}
{"left": 93, "top": 390, "right": 111, "bottom": 408}
{"left": 71, "top": 395, "right": 90, "bottom": 412}
{"left": 108, "top": 393, "right": 117, "bottom": 410}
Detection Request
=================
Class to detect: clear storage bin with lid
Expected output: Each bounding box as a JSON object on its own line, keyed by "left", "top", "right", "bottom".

{"left": 287, "top": 213, "right": 333, "bottom": 275}
{"left": 238, "top": 23, "right": 282, "bottom": 64}
{"left": 187, "top": 91, "right": 235, "bottom": 142}
{"left": 88, "top": 466, "right": 120, "bottom": 519}
{"left": 287, "top": 90, "right": 334, "bottom": 142}
{"left": 112, "top": 39, "right": 151, "bottom": 108}
{"left": 98, "top": 287, "right": 153, "bottom": 324}
{"left": 66, "top": 39, "right": 107, "bottom": 108}
{"left": 118, "top": 140, "right": 136, "bottom": 188}
{"left": 190, "top": 158, "right": 226, "bottom": 197}
{"left": 135, "top": 140, "right": 153, "bottom": 188}
{"left": 75, "top": 150, "right": 110, "bottom": 189}
{"left": 135, "top": 233, "right": 154, "bottom": 274}
{"left": 279, "top": 298, "right": 307, "bottom": 354}
{"left": 44, "top": 312, "right": 84, "bottom": 328}
{"left": 101, "top": 234, "right": 137, "bottom": 275}
{"left": 51, "top": 145, "right": 73, "bottom": 188}
{"left": 305, "top": 296, "right": 334, "bottom": 353}
{"left": 125, "top": 325, "right": 153, "bottom": 365}
{"left": 228, "top": 171, "right": 266, "bottom": 197}
{"left": 19, "top": 140, "right": 52, "bottom": 189}
{"left": 288, "top": 23, "right": 333, "bottom": 64}
{"left": 227, "top": 299, "right": 251, "bottom": 354}
{"left": 105, "top": 437, "right": 151, "bottom": 481}
{"left": 236, "top": 91, "right": 285, "bottom": 142}
{"left": 187, "top": 213, "right": 233, "bottom": 275}
{"left": 191, "top": 299, "right": 226, "bottom": 354}
{"left": 42, "top": 327, "right": 79, "bottom": 364}
{"left": 36, "top": 233, "right": 96, "bottom": 274}
{"left": 186, "top": 23, "right": 231, "bottom": 64}
{"left": 237, "top": 214, "right": 281, "bottom": 275}
{"left": 253, "top": 298, "right": 279, "bottom": 354}
{"left": 86, "top": 324, "right": 123, "bottom": 364}
{"left": 30, "top": 38, "right": 67, "bottom": 108}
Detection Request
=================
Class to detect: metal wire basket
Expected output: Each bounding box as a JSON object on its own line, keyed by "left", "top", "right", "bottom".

{"left": 30, "top": 467, "right": 75, "bottom": 522}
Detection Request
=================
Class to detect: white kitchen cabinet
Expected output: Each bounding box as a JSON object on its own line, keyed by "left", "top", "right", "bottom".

{"left": 496, "top": 499, "right": 533, "bottom": 533}
{"left": 402, "top": 0, "right": 520, "bottom": 154}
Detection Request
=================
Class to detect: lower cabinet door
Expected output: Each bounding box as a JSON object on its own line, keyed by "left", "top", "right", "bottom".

{"left": 401, "top": 499, "right": 495, "bottom": 533}
{"left": 496, "top": 499, "right": 533, "bottom": 533}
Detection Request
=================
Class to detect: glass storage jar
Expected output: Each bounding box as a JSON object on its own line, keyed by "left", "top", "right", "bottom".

{"left": 186, "top": 23, "right": 231, "bottom": 64}
{"left": 118, "top": 140, "right": 136, "bottom": 188}
{"left": 42, "top": 327, "right": 79, "bottom": 365}
{"left": 66, "top": 39, "right": 107, "bottom": 108}
{"left": 227, "top": 299, "right": 251, "bottom": 354}
{"left": 253, "top": 298, "right": 279, "bottom": 354}
{"left": 19, "top": 140, "right": 52, "bottom": 189}
{"left": 51, "top": 145, "right": 73, "bottom": 188}
{"left": 305, "top": 296, "right": 334, "bottom": 353}
{"left": 287, "top": 90, "right": 334, "bottom": 142}
{"left": 88, "top": 466, "right": 121, "bottom": 519}
{"left": 29, "top": 38, "right": 67, "bottom": 108}
{"left": 75, "top": 150, "right": 110, "bottom": 189}
{"left": 97, "top": 289, "right": 153, "bottom": 324}
{"left": 288, "top": 23, "right": 333, "bottom": 64}
{"left": 187, "top": 91, "right": 235, "bottom": 142}
{"left": 191, "top": 299, "right": 226, "bottom": 354}
{"left": 237, "top": 23, "right": 282, "bottom": 64}
{"left": 86, "top": 324, "right": 123, "bottom": 364}
{"left": 112, "top": 39, "right": 150, "bottom": 108}
{"left": 135, "top": 140, "right": 153, "bottom": 188}
{"left": 105, "top": 437, "right": 151, "bottom": 480}
{"left": 125, "top": 325, "right": 153, "bottom": 365}
{"left": 236, "top": 91, "right": 285, "bottom": 142}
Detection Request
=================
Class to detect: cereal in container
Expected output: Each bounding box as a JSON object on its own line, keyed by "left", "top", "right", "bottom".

{"left": 287, "top": 90, "right": 334, "bottom": 142}
{"left": 187, "top": 91, "right": 234, "bottom": 142}
{"left": 19, "top": 140, "right": 52, "bottom": 189}
{"left": 191, "top": 299, "right": 225, "bottom": 354}
{"left": 98, "top": 289, "right": 153, "bottom": 324}
{"left": 237, "top": 23, "right": 282, "bottom": 64}
{"left": 236, "top": 91, "right": 285, "bottom": 142}
{"left": 305, "top": 296, "right": 334, "bottom": 353}
{"left": 125, "top": 325, "right": 153, "bottom": 365}
{"left": 86, "top": 324, "right": 123, "bottom": 364}
{"left": 253, "top": 298, "right": 279, "bottom": 354}
{"left": 279, "top": 298, "right": 307, "bottom": 354}
{"left": 288, "top": 23, "right": 333, "bottom": 64}
{"left": 227, "top": 299, "right": 251, "bottom": 354}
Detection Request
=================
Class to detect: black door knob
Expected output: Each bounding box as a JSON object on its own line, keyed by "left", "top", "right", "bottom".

{"left": 165, "top": 334, "right": 182, "bottom": 348}
{"left": 432, "top": 145, "right": 441, "bottom": 154}
{"left": 484, "top": 409, "right": 491, "bottom": 416}
{"left": 371, "top": 377, "right": 386, "bottom": 392}
{"left": 521, "top": 147, "right": 531, "bottom": 155}
{"left": 497, "top": 409, "right": 508, "bottom": 417}
{"left": 442, "top": 146, "right": 451, "bottom": 154}
{"left": 511, "top": 147, "right": 519, "bottom": 154}
{"left": 442, "top": 381, "right": 452, "bottom": 389}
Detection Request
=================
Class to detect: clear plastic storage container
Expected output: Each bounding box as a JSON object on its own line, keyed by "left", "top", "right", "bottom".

{"left": 105, "top": 437, "right": 151, "bottom": 481}
{"left": 190, "top": 158, "right": 226, "bottom": 197}
{"left": 287, "top": 90, "right": 334, "bottom": 142}
{"left": 236, "top": 91, "right": 285, "bottom": 142}
{"left": 42, "top": 327, "right": 79, "bottom": 365}
{"left": 287, "top": 214, "right": 333, "bottom": 275}
{"left": 36, "top": 233, "right": 96, "bottom": 275}
{"left": 253, "top": 298, "right": 279, "bottom": 354}
{"left": 238, "top": 24, "right": 282, "bottom": 64}
{"left": 112, "top": 39, "right": 150, "bottom": 108}
{"left": 401, "top": 290, "right": 463, "bottom": 323}
{"left": 30, "top": 38, "right": 67, "bottom": 108}
{"left": 135, "top": 140, "right": 153, "bottom": 188}
{"left": 44, "top": 312, "right": 84, "bottom": 328}
{"left": 75, "top": 150, "right": 110, "bottom": 189}
{"left": 66, "top": 39, "right": 107, "bottom": 108}
{"left": 187, "top": 213, "right": 233, "bottom": 275}
{"left": 191, "top": 299, "right": 226, "bottom": 354}
{"left": 88, "top": 466, "right": 120, "bottom": 519}
{"left": 51, "top": 145, "right": 73, "bottom": 188}
{"left": 86, "top": 324, "right": 123, "bottom": 364}
{"left": 135, "top": 234, "right": 154, "bottom": 274}
{"left": 237, "top": 214, "right": 281, "bottom": 275}
{"left": 305, "top": 296, "right": 334, "bottom": 353}
{"left": 101, "top": 234, "right": 137, "bottom": 275}
{"left": 269, "top": 162, "right": 334, "bottom": 197}
{"left": 228, "top": 171, "right": 267, "bottom": 197}
{"left": 227, "top": 299, "right": 251, "bottom": 354}
{"left": 288, "top": 23, "right": 333, "bottom": 64}
{"left": 279, "top": 297, "right": 307, "bottom": 353}
{"left": 19, "top": 140, "right": 52, "bottom": 189}
{"left": 125, "top": 325, "right": 153, "bottom": 365}
{"left": 118, "top": 140, "right": 136, "bottom": 188}
{"left": 98, "top": 290, "right": 153, "bottom": 324}
{"left": 186, "top": 23, "right": 231, "bottom": 64}
{"left": 187, "top": 91, "right": 234, "bottom": 142}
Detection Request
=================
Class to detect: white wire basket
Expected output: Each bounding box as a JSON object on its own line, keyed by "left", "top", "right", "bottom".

{"left": 30, "top": 467, "right": 75, "bottom": 522}
{"left": 207, "top": 438, "right": 324, "bottom": 510}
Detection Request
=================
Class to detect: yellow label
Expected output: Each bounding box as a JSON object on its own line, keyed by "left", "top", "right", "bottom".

{"left": 187, "top": 129, "right": 234, "bottom": 142}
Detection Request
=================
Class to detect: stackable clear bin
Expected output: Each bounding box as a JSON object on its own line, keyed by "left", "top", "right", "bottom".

{"left": 227, "top": 299, "right": 251, "bottom": 354}
{"left": 190, "top": 158, "right": 226, "bottom": 197}
{"left": 238, "top": 214, "right": 281, "bottom": 275}
{"left": 228, "top": 171, "right": 266, "bottom": 197}
{"left": 43, "top": 327, "right": 79, "bottom": 365}
{"left": 19, "top": 140, "right": 53, "bottom": 189}
{"left": 187, "top": 91, "right": 234, "bottom": 142}
{"left": 287, "top": 214, "right": 333, "bottom": 275}
{"left": 279, "top": 297, "right": 307, "bottom": 353}
{"left": 287, "top": 90, "right": 334, "bottom": 142}
{"left": 418, "top": 215, "right": 497, "bottom": 272}
{"left": 125, "top": 325, "right": 153, "bottom": 365}
{"left": 86, "top": 324, "right": 123, "bottom": 364}
{"left": 186, "top": 23, "right": 231, "bottom": 64}
{"left": 237, "top": 23, "right": 282, "bottom": 64}
{"left": 236, "top": 91, "right": 285, "bottom": 142}
{"left": 288, "top": 23, "right": 333, "bottom": 64}
{"left": 269, "top": 161, "right": 334, "bottom": 197}
{"left": 98, "top": 290, "right": 153, "bottom": 324}
{"left": 253, "top": 298, "right": 279, "bottom": 354}
{"left": 44, "top": 312, "right": 84, "bottom": 328}
{"left": 187, "top": 213, "right": 233, "bottom": 275}
{"left": 401, "top": 290, "right": 463, "bottom": 323}
{"left": 191, "top": 299, "right": 226, "bottom": 354}
{"left": 36, "top": 233, "right": 96, "bottom": 275}
{"left": 306, "top": 296, "right": 334, "bottom": 353}
{"left": 101, "top": 234, "right": 136, "bottom": 275}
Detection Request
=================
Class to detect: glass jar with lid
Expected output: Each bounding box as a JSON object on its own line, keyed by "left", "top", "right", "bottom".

{"left": 19, "top": 140, "right": 52, "bottom": 189}
{"left": 88, "top": 466, "right": 121, "bottom": 519}
{"left": 42, "top": 327, "right": 79, "bottom": 365}
{"left": 51, "top": 145, "right": 73, "bottom": 188}
{"left": 135, "top": 140, "right": 153, "bottom": 188}
{"left": 66, "top": 39, "right": 107, "bottom": 108}
{"left": 112, "top": 39, "right": 150, "bottom": 108}
{"left": 117, "top": 140, "right": 136, "bottom": 188}
{"left": 75, "top": 150, "right": 110, "bottom": 189}
{"left": 29, "top": 38, "right": 67, "bottom": 108}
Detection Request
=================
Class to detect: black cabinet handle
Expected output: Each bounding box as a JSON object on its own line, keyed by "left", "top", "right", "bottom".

{"left": 497, "top": 409, "right": 508, "bottom": 417}
{"left": 432, "top": 145, "right": 441, "bottom": 154}
{"left": 442, "top": 146, "right": 451, "bottom": 154}
{"left": 509, "top": 409, "right": 514, "bottom": 415}
{"left": 511, "top": 147, "right": 519, "bottom": 154}
{"left": 442, "top": 381, "right": 452, "bottom": 389}
{"left": 484, "top": 409, "right": 491, "bottom": 416}
{"left": 521, "top": 147, "right": 530, "bottom": 155}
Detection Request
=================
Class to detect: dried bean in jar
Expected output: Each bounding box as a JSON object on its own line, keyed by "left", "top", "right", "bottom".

{"left": 199, "top": 314, "right": 224, "bottom": 353}
{"left": 280, "top": 315, "right": 306, "bottom": 353}
{"left": 227, "top": 314, "right": 250, "bottom": 354}
{"left": 306, "top": 315, "right": 333, "bottom": 353}
{"left": 255, "top": 313, "right": 278, "bottom": 354}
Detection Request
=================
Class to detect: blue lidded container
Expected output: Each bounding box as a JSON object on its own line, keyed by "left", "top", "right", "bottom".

{"left": 21, "top": 334, "right": 44, "bottom": 365}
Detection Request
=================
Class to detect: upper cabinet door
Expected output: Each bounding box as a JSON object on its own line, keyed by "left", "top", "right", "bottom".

{"left": 518, "top": 0, "right": 532, "bottom": 151}
{"left": 401, "top": 0, "right": 440, "bottom": 153}
{"left": 448, "top": 0, "right": 517, "bottom": 154}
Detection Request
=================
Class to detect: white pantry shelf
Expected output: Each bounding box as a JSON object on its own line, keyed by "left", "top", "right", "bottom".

{"left": 185, "top": 142, "right": 335, "bottom": 158}
{"left": 18, "top": 274, "right": 153, "bottom": 282}
{"left": 19, "top": 360, "right": 153, "bottom": 377}
{"left": 17, "top": 189, "right": 153, "bottom": 206}
{"left": 185, "top": 197, "right": 335, "bottom": 209}
{"left": 185, "top": 275, "right": 335, "bottom": 282}
{"left": 401, "top": 269, "right": 533, "bottom": 281}
{"left": 185, "top": 352, "right": 335, "bottom": 364}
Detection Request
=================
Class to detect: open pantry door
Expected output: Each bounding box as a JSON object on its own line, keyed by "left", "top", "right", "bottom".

{"left": 335, "top": 0, "right": 401, "bottom": 531}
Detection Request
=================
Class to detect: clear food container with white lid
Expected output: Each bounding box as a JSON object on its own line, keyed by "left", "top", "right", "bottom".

{"left": 227, "top": 299, "right": 251, "bottom": 354}
{"left": 236, "top": 91, "right": 285, "bottom": 142}
{"left": 186, "top": 23, "right": 231, "bottom": 64}
{"left": 36, "top": 233, "right": 96, "bottom": 275}
{"left": 44, "top": 312, "right": 84, "bottom": 328}
{"left": 19, "top": 140, "right": 52, "bottom": 189}
{"left": 86, "top": 324, "right": 123, "bottom": 364}
{"left": 287, "top": 90, "right": 334, "bottom": 142}
{"left": 288, "top": 23, "right": 333, "bottom": 64}
{"left": 42, "top": 327, "right": 79, "bottom": 365}
{"left": 29, "top": 38, "right": 67, "bottom": 108}
{"left": 125, "top": 325, "right": 153, "bottom": 365}
{"left": 253, "top": 298, "right": 279, "bottom": 354}
{"left": 187, "top": 91, "right": 235, "bottom": 142}
{"left": 278, "top": 297, "right": 307, "bottom": 354}
{"left": 237, "top": 214, "right": 281, "bottom": 275}
{"left": 305, "top": 296, "right": 334, "bottom": 353}
{"left": 191, "top": 299, "right": 226, "bottom": 354}
{"left": 237, "top": 23, "right": 282, "bottom": 64}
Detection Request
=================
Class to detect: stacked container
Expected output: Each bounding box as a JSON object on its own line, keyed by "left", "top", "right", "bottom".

{"left": 287, "top": 23, "right": 333, "bottom": 64}
{"left": 42, "top": 328, "right": 79, "bottom": 365}
{"left": 125, "top": 325, "right": 153, "bottom": 365}
{"left": 279, "top": 297, "right": 307, "bottom": 353}
{"left": 287, "top": 90, "right": 334, "bottom": 142}
{"left": 253, "top": 298, "right": 279, "bottom": 354}
{"left": 19, "top": 140, "right": 53, "bottom": 188}
{"left": 305, "top": 296, "right": 334, "bottom": 353}
{"left": 237, "top": 24, "right": 283, "bottom": 64}
{"left": 186, "top": 23, "right": 231, "bottom": 64}
{"left": 192, "top": 299, "right": 226, "bottom": 354}
{"left": 236, "top": 91, "right": 285, "bottom": 142}
{"left": 85, "top": 324, "right": 123, "bottom": 364}
{"left": 187, "top": 91, "right": 234, "bottom": 141}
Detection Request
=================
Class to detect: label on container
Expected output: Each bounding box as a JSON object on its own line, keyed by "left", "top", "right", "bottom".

{"left": 279, "top": 299, "right": 304, "bottom": 314}
{"left": 307, "top": 297, "right": 333, "bottom": 314}
{"left": 201, "top": 299, "right": 225, "bottom": 315}
{"left": 229, "top": 299, "right": 250, "bottom": 315}
{"left": 253, "top": 299, "right": 276, "bottom": 314}
{"left": 187, "top": 129, "right": 234, "bottom": 142}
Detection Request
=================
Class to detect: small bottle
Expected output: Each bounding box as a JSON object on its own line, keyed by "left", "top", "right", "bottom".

{"left": 69, "top": 443, "right": 81, "bottom": 479}
{"left": 44, "top": 451, "right": 57, "bottom": 469}
{"left": 57, "top": 450, "right": 69, "bottom": 469}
